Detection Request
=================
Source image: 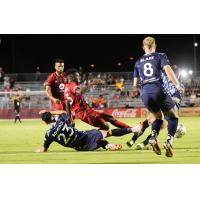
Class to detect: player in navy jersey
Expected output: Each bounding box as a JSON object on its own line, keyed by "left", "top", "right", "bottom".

{"left": 127, "top": 72, "right": 184, "bottom": 150}
{"left": 133, "top": 36, "right": 184, "bottom": 157}
{"left": 35, "top": 110, "right": 137, "bottom": 153}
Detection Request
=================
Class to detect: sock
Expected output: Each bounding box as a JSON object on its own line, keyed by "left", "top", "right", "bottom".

{"left": 132, "top": 134, "right": 138, "bottom": 142}
{"left": 111, "top": 128, "right": 133, "bottom": 136}
{"left": 167, "top": 117, "right": 178, "bottom": 144}
{"left": 151, "top": 119, "right": 163, "bottom": 137}
{"left": 167, "top": 134, "right": 174, "bottom": 145}
{"left": 143, "top": 134, "right": 152, "bottom": 146}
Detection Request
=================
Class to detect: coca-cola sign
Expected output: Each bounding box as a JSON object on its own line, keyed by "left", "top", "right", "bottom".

{"left": 95, "top": 108, "right": 141, "bottom": 118}
{"left": 112, "top": 109, "right": 137, "bottom": 118}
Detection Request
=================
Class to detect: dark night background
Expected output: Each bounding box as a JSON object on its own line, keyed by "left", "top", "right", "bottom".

{"left": 0, "top": 34, "right": 199, "bottom": 73}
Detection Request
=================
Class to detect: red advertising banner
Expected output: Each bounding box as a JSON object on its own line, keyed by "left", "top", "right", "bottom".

{"left": 0, "top": 108, "right": 142, "bottom": 119}
{"left": 95, "top": 108, "right": 141, "bottom": 118}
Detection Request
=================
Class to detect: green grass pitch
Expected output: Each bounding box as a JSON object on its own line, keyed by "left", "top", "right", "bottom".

{"left": 0, "top": 117, "right": 200, "bottom": 164}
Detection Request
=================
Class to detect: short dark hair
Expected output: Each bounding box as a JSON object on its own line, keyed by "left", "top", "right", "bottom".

{"left": 41, "top": 112, "right": 52, "bottom": 123}
{"left": 66, "top": 68, "right": 78, "bottom": 76}
{"left": 55, "top": 58, "right": 64, "bottom": 63}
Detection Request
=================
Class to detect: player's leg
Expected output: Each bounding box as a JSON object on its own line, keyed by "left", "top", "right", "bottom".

{"left": 78, "top": 110, "right": 110, "bottom": 130}
{"left": 126, "top": 119, "right": 150, "bottom": 147}
{"left": 18, "top": 115, "right": 22, "bottom": 123}
{"left": 161, "top": 94, "right": 179, "bottom": 157}
{"left": 100, "top": 113, "right": 132, "bottom": 128}
{"left": 141, "top": 93, "right": 163, "bottom": 155}
{"left": 163, "top": 107, "right": 179, "bottom": 157}
{"left": 80, "top": 129, "right": 122, "bottom": 151}
{"left": 136, "top": 119, "right": 168, "bottom": 150}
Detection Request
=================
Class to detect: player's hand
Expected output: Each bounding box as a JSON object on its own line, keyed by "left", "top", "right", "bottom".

{"left": 35, "top": 147, "right": 45, "bottom": 153}
{"left": 54, "top": 98, "right": 61, "bottom": 104}
{"left": 39, "top": 110, "right": 47, "bottom": 115}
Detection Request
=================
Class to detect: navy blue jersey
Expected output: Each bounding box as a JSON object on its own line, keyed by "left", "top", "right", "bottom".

{"left": 134, "top": 52, "right": 170, "bottom": 93}
{"left": 43, "top": 113, "right": 86, "bottom": 150}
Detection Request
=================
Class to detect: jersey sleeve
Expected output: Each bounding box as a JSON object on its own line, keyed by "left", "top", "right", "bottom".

{"left": 43, "top": 130, "right": 54, "bottom": 149}
{"left": 159, "top": 53, "right": 171, "bottom": 68}
{"left": 45, "top": 74, "right": 54, "bottom": 87}
{"left": 133, "top": 62, "right": 139, "bottom": 78}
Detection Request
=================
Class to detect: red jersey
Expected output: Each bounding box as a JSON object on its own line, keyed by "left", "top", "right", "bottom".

{"left": 64, "top": 82, "right": 92, "bottom": 113}
{"left": 45, "top": 72, "right": 67, "bottom": 102}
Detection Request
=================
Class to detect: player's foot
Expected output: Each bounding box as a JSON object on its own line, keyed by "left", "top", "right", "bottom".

{"left": 105, "top": 143, "right": 122, "bottom": 151}
{"left": 132, "top": 122, "right": 143, "bottom": 135}
{"left": 163, "top": 141, "right": 173, "bottom": 157}
{"left": 126, "top": 140, "right": 135, "bottom": 148}
{"left": 148, "top": 137, "right": 161, "bottom": 155}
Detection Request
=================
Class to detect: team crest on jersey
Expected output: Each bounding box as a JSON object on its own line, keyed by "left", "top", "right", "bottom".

{"left": 59, "top": 83, "right": 65, "bottom": 90}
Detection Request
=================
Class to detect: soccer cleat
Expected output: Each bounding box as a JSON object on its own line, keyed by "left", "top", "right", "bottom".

{"left": 126, "top": 140, "right": 135, "bottom": 148}
{"left": 163, "top": 142, "right": 173, "bottom": 157}
{"left": 148, "top": 137, "right": 161, "bottom": 155}
{"left": 105, "top": 143, "right": 122, "bottom": 151}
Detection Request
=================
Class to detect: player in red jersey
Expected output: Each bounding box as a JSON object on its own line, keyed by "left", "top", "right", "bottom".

{"left": 64, "top": 68, "right": 132, "bottom": 130}
{"left": 44, "top": 58, "right": 67, "bottom": 111}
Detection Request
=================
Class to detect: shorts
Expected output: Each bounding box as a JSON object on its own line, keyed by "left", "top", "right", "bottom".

{"left": 76, "top": 129, "right": 103, "bottom": 151}
{"left": 77, "top": 110, "right": 108, "bottom": 130}
{"left": 141, "top": 90, "right": 175, "bottom": 113}
{"left": 52, "top": 101, "right": 66, "bottom": 111}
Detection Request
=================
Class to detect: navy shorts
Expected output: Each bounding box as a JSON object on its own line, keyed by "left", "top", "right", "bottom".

{"left": 77, "top": 129, "right": 103, "bottom": 151}
{"left": 141, "top": 90, "right": 175, "bottom": 113}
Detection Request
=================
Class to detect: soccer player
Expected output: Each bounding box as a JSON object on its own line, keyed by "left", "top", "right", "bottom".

{"left": 64, "top": 68, "right": 132, "bottom": 130}
{"left": 11, "top": 94, "right": 22, "bottom": 123}
{"left": 133, "top": 36, "right": 184, "bottom": 157}
{"left": 127, "top": 73, "right": 184, "bottom": 150}
{"left": 35, "top": 110, "right": 136, "bottom": 152}
{"left": 44, "top": 58, "right": 67, "bottom": 110}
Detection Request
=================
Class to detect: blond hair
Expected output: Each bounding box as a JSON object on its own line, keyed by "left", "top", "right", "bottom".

{"left": 143, "top": 37, "right": 156, "bottom": 48}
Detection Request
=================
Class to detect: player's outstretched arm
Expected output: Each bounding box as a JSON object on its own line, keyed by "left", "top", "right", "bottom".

{"left": 163, "top": 65, "right": 184, "bottom": 94}
{"left": 133, "top": 77, "right": 138, "bottom": 88}
{"left": 45, "top": 85, "right": 60, "bottom": 104}
{"left": 35, "top": 147, "right": 48, "bottom": 153}
{"left": 39, "top": 110, "right": 67, "bottom": 116}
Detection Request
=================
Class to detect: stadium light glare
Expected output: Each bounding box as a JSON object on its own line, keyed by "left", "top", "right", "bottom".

{"left": 180, "top": 70, "right": 188, "bottom": 78}
{"left": 194, "top": 42, "right": 198, "bottom": 47}
{"left": 117, "top": 62, "right": 122, "bottom": 66}
{"left": 90, "top": 64, "right": 95, "bottom": 68}
{"left": 129, "top": 56, "right": 134, "bottom": 60}
{"left": 188, "top": 70, "right": 193, "bottom": 75}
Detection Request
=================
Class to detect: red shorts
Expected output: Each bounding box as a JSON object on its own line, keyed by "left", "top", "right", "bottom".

{"left": 76, "top": 109, "right": 108, "bottom": 130}
{"left": 52, "top": 101, "right": 66, "bottom": 111}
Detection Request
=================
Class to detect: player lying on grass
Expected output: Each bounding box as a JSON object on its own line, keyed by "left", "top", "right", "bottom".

{"left": 35, "top": 110, "right": 137, "bottom": 153}
{"left": 64, "top": 68, "right": 132, "bottom": 130}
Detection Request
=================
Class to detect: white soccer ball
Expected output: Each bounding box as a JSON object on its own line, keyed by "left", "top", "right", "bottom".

{"left": 175, "top": 124, "right": 187, "bottom": 138}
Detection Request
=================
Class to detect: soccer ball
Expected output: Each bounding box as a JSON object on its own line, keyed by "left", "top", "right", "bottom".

{"left": 175, "top": 124, "right": 187, "bottom": 138}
